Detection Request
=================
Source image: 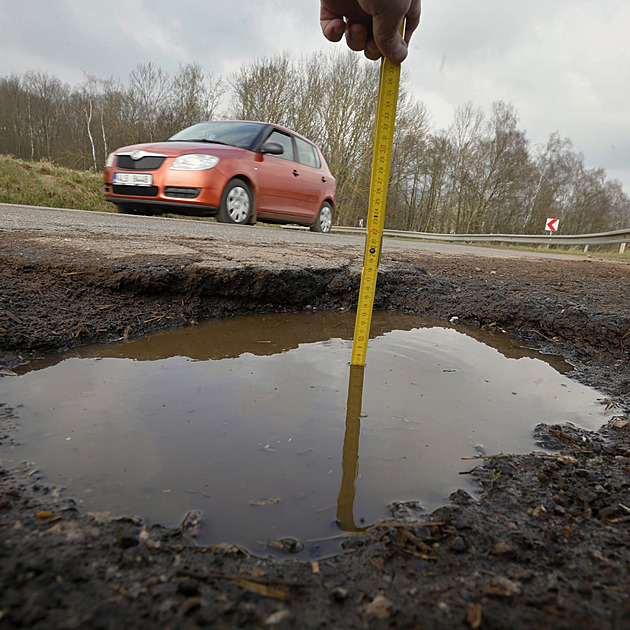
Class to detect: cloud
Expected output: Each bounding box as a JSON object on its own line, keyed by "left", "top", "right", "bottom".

{"left": 111, "top": 1, "right": 190, "bottom": 62}
{"left": 407, "top": 0, "right": 630, "bottom": 189}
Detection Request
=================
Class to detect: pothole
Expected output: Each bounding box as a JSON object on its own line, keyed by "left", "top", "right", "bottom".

{"left": 0, "top": 312, "right": 612, "bottom": 557}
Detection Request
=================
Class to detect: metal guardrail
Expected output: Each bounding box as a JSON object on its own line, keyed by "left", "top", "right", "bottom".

{"left": 331, "top": 226, "right": 630, "bottom": 254}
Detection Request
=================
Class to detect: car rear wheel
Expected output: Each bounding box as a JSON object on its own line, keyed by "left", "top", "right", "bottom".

{"left": 310, "top": 202, "right": 333, "bottom": 233}
{"left": 217, "top": 179, "right": 253, "bottom": 225}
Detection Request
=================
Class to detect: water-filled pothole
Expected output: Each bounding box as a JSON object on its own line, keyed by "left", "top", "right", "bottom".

{"left": 0, "top": 312, "right": 611, "bottom": 557}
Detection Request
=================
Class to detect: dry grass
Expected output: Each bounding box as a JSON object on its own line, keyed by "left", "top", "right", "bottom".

{"left": 0, "top": 155, "right": 113, "bottom": 213}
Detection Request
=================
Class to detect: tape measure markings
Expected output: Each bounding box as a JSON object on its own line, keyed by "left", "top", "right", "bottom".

{"left": 350, "top": 49, "right": 401, "bottom": 367}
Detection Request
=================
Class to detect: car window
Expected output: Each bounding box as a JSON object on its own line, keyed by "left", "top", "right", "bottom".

{"left": 168, "top": 121, "right": 266, "bottom": 150}
{"left": 266, "top": 130, "right": 294, "bottom": 161}
{"left": 295, "top": 137, "right": 321, "bottom": 168}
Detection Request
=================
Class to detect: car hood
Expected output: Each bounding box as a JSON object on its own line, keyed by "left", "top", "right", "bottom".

{"left": 113, "top": 141, "right": 249, "bottom": 157}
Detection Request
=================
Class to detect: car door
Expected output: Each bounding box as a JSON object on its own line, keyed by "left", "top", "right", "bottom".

{"left": 293, "top": 136, "right": 329, "bottom": 220}
{"left": 255, "top": 129, "right": 301, "bottom": 216}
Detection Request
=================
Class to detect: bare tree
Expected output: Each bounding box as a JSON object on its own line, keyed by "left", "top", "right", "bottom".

{"left": 523, "top": 132, "right": 575, "bottom": 233}
{"left": 74, "top": 74, "right": 101, "bottom": 170}
{"left": 22, "top": 71, "right": 70, "bottom": 160}
{"left": 128, "top": 62, "right": 171, "bottom": 141}
{"left": 229, "top": 53, "right": 295, "bottom": 125}
{"left": 472, "top": 102, "right": 530, "bottom": 233}
{"left": 1, "top": 60, "right": 628, "bottom": 233}
{"left": 0, "top": 74, "right": 28, "bottom": 158}
{"left": 444, "top": 102, "right": 485, "bottom": 233}
{"left": 387, "top": 92, "right": 432, "bottom": 231}
{"left": 168, "top": 63, "right": 225, "bottom": 130}
{"left": 314, "top": 52, "right": 378, "bottom": 225}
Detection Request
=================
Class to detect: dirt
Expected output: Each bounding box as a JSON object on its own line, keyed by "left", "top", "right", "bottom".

{"left": 1, "top": 213, "right": 630, "bottom": 629}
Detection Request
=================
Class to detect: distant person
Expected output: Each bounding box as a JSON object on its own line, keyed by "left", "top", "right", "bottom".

{"left": 320, "top": 0, "right": 421, "bottom": 63}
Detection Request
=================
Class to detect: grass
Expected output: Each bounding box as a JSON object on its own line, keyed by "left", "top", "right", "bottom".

{"left": 470, "top": 241, "right": 629, "bottom": 259}
{"left": 0, "top": 154, "right": 217, "bottom": 222}
{"left": 454, "top": 240, "right": 628, "bottom": 258}
{"left": 0, "top": 155, "right": 113, "bottom": 213}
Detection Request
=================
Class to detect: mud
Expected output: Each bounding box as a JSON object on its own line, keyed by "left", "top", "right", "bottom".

{"left": 1, "top": 210, "right": 629, "bottom": 629}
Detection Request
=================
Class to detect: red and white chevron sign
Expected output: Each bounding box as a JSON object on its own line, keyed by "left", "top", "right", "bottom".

{"left": 546, "top": 218, "right": 559, "bottom": 232}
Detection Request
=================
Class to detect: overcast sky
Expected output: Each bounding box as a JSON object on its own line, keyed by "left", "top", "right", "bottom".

{"left": 1, "top": 0, "right": 629, "bottom": 195}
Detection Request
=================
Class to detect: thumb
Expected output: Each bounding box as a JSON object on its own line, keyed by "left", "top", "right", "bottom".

{"left": 371, "top": 13, "right": 407, "bottom": 63}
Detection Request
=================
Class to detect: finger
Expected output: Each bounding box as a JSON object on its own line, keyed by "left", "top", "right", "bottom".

{"left": 344, "top": 22, "right": 368, "bottom": 52}
{"left": 363, "top": 37, "right": 381, "bottom": 61}
{"left": 371, "top": 12, "right": 408, "bottom": 64}
{"left": 320, "top": 7, "right": 346, "bottom": 42}
{"left": 403, "top": 1, "right": 422, "bottom": 44}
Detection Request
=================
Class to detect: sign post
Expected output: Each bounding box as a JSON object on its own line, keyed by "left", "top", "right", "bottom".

{"left": 545, "top": 218, "right": 559, "bottom": 233}
{"left": 544, "top": 218, "right": 559, "bottom": 248}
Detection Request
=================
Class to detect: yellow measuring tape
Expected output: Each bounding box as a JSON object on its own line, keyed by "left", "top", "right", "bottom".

{"left": 350, "top": 41, "right": 402, "bottom": 366}
{"left": 336, "top": 364, "right": 366, "bottom": 531}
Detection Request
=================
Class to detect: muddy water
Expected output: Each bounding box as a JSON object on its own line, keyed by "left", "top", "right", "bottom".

{"left": 0, "top": 312, "right": 612, "bottom": 557}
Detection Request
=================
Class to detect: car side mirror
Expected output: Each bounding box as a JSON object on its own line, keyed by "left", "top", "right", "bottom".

{"left": 261, "top": 142, "right": 284, "bottom": 155}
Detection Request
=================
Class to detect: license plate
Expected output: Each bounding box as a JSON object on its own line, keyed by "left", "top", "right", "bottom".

{"left": 113, "top": 172, "right": 153, "bottom": 186}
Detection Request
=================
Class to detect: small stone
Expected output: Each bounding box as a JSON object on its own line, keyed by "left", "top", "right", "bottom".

{"left": 181, "top": 510, "right": 202, "bottom": 537}
{"left": 178, "top": 578, "right": 200, "bottom": 597}
{"left": 265, "top": 609, "right": 293, "bottom": 626}
{"left": 491, "top": 540, "right": 515, "bottom": 556}
{"left": 329, "top": 586, "right": 349, "bottom": 603}
{"left": 485, "top": 576, "right": 521, "bottom": 597}
{"left": 557, "top": 455, "right": 577, "bottom": 465}
{"left": 532, "top": 504, "right": 547, "bottom": 519}
{"left": 363, "top": 593, "right": 394, "bottom": 619}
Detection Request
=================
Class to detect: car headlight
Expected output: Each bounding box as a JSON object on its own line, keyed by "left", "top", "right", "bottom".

{"left": 105, "top": 152, "right": 115, "bottom": 168}
{"left": 170, "top": 154, "right": 220, "bottom": 170}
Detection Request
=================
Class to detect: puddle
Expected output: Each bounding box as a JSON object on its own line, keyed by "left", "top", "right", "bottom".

{"left": 0, "top": 312, "right": 612, "bottom": 557}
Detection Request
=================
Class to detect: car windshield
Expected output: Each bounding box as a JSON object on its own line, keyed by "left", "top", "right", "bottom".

{"left": 168, "top": 122, "right": 267, "bottom": 150}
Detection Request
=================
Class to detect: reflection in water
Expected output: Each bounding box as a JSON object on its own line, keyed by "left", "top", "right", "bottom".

{"left": 15, "top": 311, "right": 570, "bottom": 375}
{"left": 1, "top": 312, "right": 609, "bottom": 558}
{"left": 337, "top": 365, "right": 367, "bottom": 532}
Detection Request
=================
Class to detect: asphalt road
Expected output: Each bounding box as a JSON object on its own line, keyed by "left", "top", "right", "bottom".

{"left": 0, "top": 203, "right": 582, "bottom": 263}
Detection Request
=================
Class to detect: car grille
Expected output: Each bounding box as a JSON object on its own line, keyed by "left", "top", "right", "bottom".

{"left": 112, "top": 185, "right": 158, "bottom": 197}
{"left": 164, "top": 187, "right": 201, "bottom": 199}
{"left": 116, "top": 155, "right": 166, "bottom": 170}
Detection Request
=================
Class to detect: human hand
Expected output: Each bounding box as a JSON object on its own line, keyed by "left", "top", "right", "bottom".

{"left": 320, "top": 0, "right": 421, "bottom": 64}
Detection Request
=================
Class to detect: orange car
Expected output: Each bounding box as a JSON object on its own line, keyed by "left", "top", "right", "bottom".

{"left": 103, "top": 120, "right": 337, "bottom": 232}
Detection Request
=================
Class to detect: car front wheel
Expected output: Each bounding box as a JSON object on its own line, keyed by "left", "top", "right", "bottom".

{"left": 310, "top": 202, "right": 333, "bottom": 233}
{"left": 217, "top": 179, "right": 253, "bottom": 225}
